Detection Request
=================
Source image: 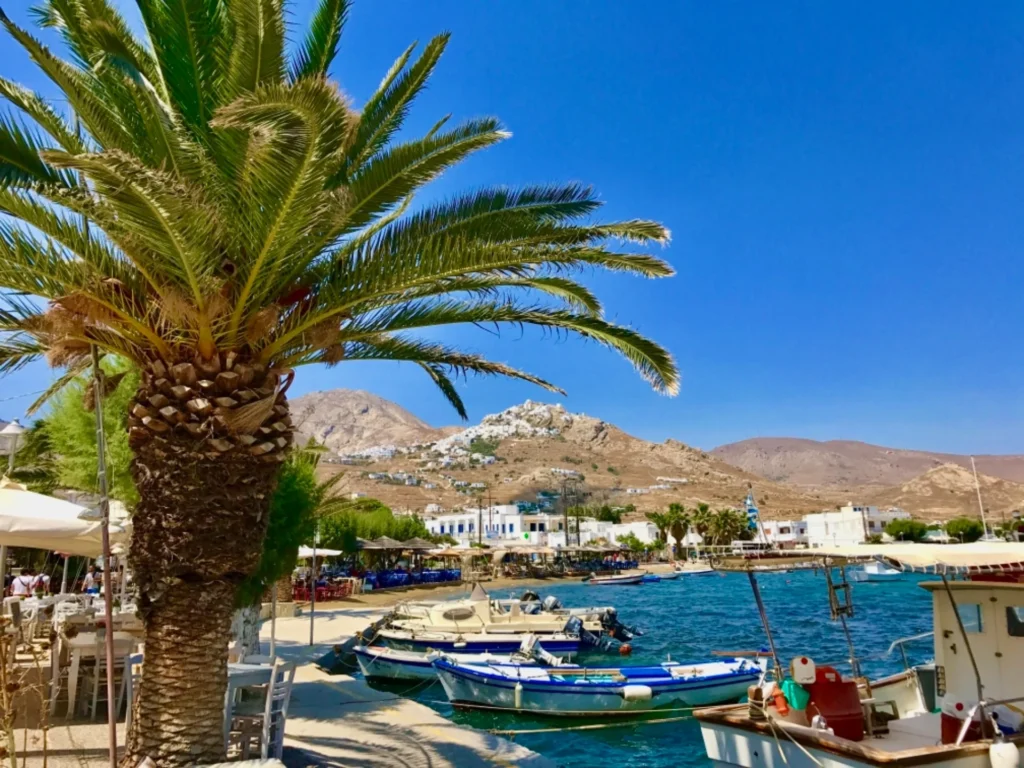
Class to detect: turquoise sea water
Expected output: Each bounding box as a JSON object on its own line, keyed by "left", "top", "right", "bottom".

{"left": 366, "top": 571, "right": 936, "bottom": 768}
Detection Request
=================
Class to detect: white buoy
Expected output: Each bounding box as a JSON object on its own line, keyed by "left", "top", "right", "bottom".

{"left": 990, "top": 739, "right": 1019, "bottom": 768}
{"left": 514, "top": 682, "right": 523, "bottom": 709}
{"left": 622, "top": 684, "right": 653, "bottom": 702}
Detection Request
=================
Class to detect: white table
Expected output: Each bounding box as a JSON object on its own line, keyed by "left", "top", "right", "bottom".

{"left": 225, "top": 663, "right": 273, "bottom": 748}
{"left": 61, "top": 630, "right": 138, "bottom": 718}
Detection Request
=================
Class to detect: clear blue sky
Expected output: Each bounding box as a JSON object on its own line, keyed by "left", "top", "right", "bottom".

{"left": 3, "top": 1, "right": 1024, "bottom": 454}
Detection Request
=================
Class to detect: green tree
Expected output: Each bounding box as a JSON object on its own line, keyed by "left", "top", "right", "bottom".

{"left": 691, "top": 503, "right": 713, "bottom": 544}
{"left": 944, "top": 517, "right": 985, "bottom": 543}
{"left": 47, "top": 358, "right": 139, "bottom": 503}
{"left": 885, "top": 518, "right": 929, "bottom": 542}
{"left": 667, "top": 502, "right": 690, "bottom": 558}
{"left": 0, "top": 3, "right": 676, "bottom": 762}
{"left": 707, "top": 508, "right": 751, "bottom": 546}
{"left": 616, "top": 532, "right": 645, "bottom": 552}
{"left": 8, "top": 420, "right": 57, "bottom": 494}
{"left": 645, "top": 511, "right": 670, "bottom": 543}
{"left": 594, "top": 505, "right": 622, "bottom": 524}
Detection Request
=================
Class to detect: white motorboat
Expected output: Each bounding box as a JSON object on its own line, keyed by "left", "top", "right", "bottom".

{"left": 389, "top": 583, "right": 608, "bottom": 634}
{"left": 584, "top": 573, "right": 643, "bottom": 586}
{"left": 354, "top": 634, "right": 577, "bottom": 681}
{"left": 849, "top": 560, "right": 903, "bottom": 582}
{"left": 674, "top": 559, "right": 715, "bottom": 576}
{"left": 434, "top": 655, "right": 765, "bottom": 715}
{"left": 377, "top": 626, "right": 583, "bottom": 656}
{"left": 696, "top": 543, "right": 1024, "bottom": 768}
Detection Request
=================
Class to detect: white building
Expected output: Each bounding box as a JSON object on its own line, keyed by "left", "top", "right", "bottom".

{"left": 803, "top": 503, "right": 910, "bottom": 547}
{"left": 760, "top": 519, "right": 808, "bottom": 548}
{"left": 424, "top": 505, "right": 564, "bottom": 546}
{"left": 609, "top": 521, "right": 660, "bottom": 545}
{"left": 424, "top": 503, "right": 444, "bottom": 515}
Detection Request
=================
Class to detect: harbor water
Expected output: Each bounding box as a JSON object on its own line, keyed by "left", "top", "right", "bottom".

{"left": 365, "top": 569, "right": 935, "bottom": 768}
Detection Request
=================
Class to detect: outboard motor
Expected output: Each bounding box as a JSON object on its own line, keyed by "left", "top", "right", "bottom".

{"left": 565, "top": 616, "right": 616, "bottom": 652}
{"left": 600, "top": 607, "right": 642, "bottom": 642}
{"left": 521, "top": 590, "right": 541, "bottom": 602}
{"left": 541, "top": 595, "right": 562, "bottom": 613}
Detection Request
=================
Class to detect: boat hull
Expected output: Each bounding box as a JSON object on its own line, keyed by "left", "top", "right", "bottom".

{"left": 434, "top": 660, "right": 761, "bottom": 716}
{"left": 378, "top": 630, "right": 581, "bottom": 656}
{"left": 354, "top": 647, "right": 439, "bottom": 681}
{"left": 586, "top": 574, "right": 644, "bottom": 586}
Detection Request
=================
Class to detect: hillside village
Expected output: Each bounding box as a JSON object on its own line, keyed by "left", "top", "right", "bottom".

{"left": 296, "top": 394, "right": 1024, "bottom": 550}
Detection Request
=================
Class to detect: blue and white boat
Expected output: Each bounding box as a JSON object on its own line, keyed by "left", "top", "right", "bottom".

{"left": 849, "top": 560, "right": 903, "bottom": 582}
{"left": 433, "top": 656, "right": 766, "bottom": 715}
{"left": 355, "top": 636, "right": 577, "bottom": 681}
{"left": 377, "top": 627, "right": 582, "bottom": 656}
{"left": 641, "top": 573, "right": 661, "bottom": 583}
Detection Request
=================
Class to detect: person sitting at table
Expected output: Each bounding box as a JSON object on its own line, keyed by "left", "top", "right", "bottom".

{"left": 11, "top": 568, "right": 36, "bottom": 597}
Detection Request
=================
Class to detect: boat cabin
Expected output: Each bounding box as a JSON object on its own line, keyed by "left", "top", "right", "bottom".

{"left": 696, "top": 544, "right": 1024, "bottom": 768}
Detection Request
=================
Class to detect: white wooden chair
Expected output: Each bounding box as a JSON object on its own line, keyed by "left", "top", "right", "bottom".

{"left": 228, "top": 659, "right": 297, "bottom": 760}
{"left": 87, "top": 629, "right": 134, "bottom": 720}
{"left": 120, "top": 651, "right": 144, "bottom": 730}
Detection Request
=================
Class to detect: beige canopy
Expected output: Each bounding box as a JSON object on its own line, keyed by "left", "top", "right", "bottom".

{"left": 0, "top": 479, "right": 129, "bottom": 556}
{"left": 716, "top": 542, "right": 1024, "bottom": 574}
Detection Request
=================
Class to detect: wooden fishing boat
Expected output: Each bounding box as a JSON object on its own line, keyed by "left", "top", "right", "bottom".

{"left": 583, "top": 573, "right": 643, "bottom": 586}
{"left": 696, "top": 543, "right": 1024, "bottom": 768}
{"left": 354, "top": 635, "right": 578, "bottom": 681}
{"left": 434, "top": 656, "right": 765, "bottom": 715}
{"left": 377, "top": 627, "right": 582, "bottom": 656}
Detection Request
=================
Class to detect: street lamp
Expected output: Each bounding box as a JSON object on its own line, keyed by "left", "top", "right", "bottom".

{"left": 1, "top": 419, "right": 25, "bottom": 475}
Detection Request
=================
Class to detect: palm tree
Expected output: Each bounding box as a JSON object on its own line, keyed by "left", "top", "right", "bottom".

{"left": 0, "top": 3, "right": 676, "bottom": 763}
{"left": 667, "top": 502, "right": 689, "bottom": 559}
{"left": 645, "top": 511, "right": 671, "bottom": 544}
{"left": 691, "top": 502, "right": 713, "bottom": 545}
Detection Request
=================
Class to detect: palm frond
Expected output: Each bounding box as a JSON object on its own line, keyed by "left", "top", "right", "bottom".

{"left": 289, "top": 0, "right": 349, "bottom": 81}
{"left": 0, "top": 78, "right": 85, "bottom": 153}
{"left": 223, "top": 0, "right": 285, "bottom": 100}
{"left": 136, "top": 0, "right": 226, "bottom": 137}
{"left": 0, "top": 115, "right": 69, "bottom": 187}
{"left": 25, "top": 358, "right": 90, "bottom": 415}
{"left": 0, "top": 9, "right": 132, "bottom": 150}
{"left": 339, "top": 118, "right": 509, "bottom": 233}
{"left": 341, "top": 34, "right": 449, "bottom": 179}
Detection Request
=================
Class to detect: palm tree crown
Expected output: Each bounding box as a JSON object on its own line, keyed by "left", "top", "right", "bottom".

{"left": 0, "top": 0, "right": 677, "bottom": 417}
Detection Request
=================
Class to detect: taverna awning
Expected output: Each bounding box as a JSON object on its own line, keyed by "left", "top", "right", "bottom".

{"left": 715, "top": 542, "right": 1024, "bottom": 574}
{"left": 0, "top": 479, "right": 128, "bottom": 556}
{"left": 297, "top": 545, "right": 342, "bottom": 558}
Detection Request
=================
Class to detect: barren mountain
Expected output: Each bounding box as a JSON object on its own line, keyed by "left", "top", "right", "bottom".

{"left": 290, "top": 389, "right": 452, "bottom": 454}
{"left": 864, "top": 464, "right": 1024, "bottom": 521}
{"left": 712, "top": 437, "right": 1024, "bottom": 487}
{"left": 301, "top": 392, "right": 1024, "bottom": 522}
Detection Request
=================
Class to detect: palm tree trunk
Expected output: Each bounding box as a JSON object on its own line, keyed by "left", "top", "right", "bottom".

{"left": 275, "top": 574, "right": 293, "bottom": 603}
{"left": 122, "top": 361, "right": 290, "bottom": 767}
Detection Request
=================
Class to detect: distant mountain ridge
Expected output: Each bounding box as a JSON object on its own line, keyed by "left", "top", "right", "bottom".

{"left": 290, "top": 389, "right": 454, "bottom": 454}
{"left": 293, "top": 389, "right": 1024, "bottom": 521}
{"left": 711, "top": 437, "right": 1024, "bottom": 487}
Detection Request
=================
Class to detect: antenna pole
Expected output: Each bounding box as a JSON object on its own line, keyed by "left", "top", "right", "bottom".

{"left": 971, "top": 457, "right": 990, "bottom": 536}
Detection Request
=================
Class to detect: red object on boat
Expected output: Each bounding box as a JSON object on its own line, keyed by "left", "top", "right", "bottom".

{"left": 805, "top": 666, "right": 865, "bottom": 742}
{"left": 940, "top": 700, "right": 992, "bottom": 744}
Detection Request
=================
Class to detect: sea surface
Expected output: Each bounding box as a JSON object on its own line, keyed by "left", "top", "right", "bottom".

{"left": 364, "top": 570, "right": 936, "bottom": 768}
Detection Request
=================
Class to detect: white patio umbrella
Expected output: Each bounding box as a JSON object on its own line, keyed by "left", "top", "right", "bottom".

{"left": 0, "top": 478, "right": 127, "bottom": 556}
{"left": 297, "top": 545, "right": 341, "bottom": 558}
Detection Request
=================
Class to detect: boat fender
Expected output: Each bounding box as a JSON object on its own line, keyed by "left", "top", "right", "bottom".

{"left": 771, "top": 684, "right": 790, "bottom": 716}
{"left": 622, "top": 685, "right": 653, "bottom": 702}
{"left": 990, "top": 738, "right": 1020, "bottom": 768}
{"left": 514, "top": 682, "right": 523, "bottom": 710}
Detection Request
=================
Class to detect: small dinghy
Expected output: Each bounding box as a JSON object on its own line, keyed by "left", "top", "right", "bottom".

{"left": 434, "top": 655, "right": 765, "bottom": 715}
{"left": 657, "top": 571, "right": 679, "bottom": 580}
{"left": 377, "top": 627, "right": 582, "bottom": 656}
{"left": 355, "top": 635, "right": 577, "bottom": 681}
{"left": 674, "top": 560, "right": 716, "bottom": 576}
{"left": 584, "top": 573, "right": 643, "bottom": 586}
{"left": 640, "top": 573, "right": 661, "bottom": 583}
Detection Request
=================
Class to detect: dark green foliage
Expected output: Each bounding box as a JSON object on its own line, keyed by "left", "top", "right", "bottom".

{"left": 317, "top": 497, "right": 431, "bottom": 552}
{"left": 236, "top": 457, "right": 319, "bottom": 607}
{"left": 884, "top": 518, "right": 929, "bottom": 542}
{"left": 944, "top": 516, "right": 985, "bottom": 543}
{"left": 8, "top": 419, "right": 57, "bottom": 494}
{"left": 469, "top": 437, "right": 500, "bottom": 456}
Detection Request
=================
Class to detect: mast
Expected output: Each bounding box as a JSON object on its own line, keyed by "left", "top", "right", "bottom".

{"left": 970, "top": 457, "right": 991, "bottom": 537}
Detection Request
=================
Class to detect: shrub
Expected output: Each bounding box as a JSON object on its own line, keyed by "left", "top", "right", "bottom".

{"left": 945, "top": 517, "right": 985, "bottom": 543}
{"left": 884, "top": 518, "right": 929, "bottom": 542}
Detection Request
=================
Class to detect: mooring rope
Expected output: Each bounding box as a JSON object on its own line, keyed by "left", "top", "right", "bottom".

{"left": 487, "top": 712, "right": 695, "bottom": 737}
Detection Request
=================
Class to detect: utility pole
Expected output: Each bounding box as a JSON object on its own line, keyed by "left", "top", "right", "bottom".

{"left": 487, "top": 489, "right": 493, "bottom": 541}
{"left": 477, "top": 493, "right": 482, "bottom": 545}
{"left": 971, "top": 457, "right": 991, "bottom": 537}
{"left": 560, "top": 479, "right": 569, "bottom": 547}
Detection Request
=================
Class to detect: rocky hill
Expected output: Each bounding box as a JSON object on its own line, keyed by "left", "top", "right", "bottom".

{"left": 290, "top": 390, "right": 452, "bottom": 454}
{"left": 712, "top": 437, "right": 1024, "bottom": 487}
{"left": 297, "top": 392, "right": 1024, "bottom": 522}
